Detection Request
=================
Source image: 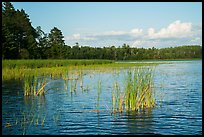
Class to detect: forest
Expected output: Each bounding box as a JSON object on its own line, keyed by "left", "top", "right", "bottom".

{"left": 2, "top": 2, "right": 202, "bottom": 60}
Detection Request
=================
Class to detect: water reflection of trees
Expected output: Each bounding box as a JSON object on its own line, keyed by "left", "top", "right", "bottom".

{"left": 125, "top": 109, "right": 154, "bottom": 134}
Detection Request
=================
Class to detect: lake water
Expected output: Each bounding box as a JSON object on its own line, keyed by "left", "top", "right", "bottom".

{"left": 2, "top": 60, "right": 202, "bottom": 135}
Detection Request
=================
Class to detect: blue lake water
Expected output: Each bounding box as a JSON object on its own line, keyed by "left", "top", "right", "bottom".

{"left": 2, "top": 60, "right": 202, "bottom": 135}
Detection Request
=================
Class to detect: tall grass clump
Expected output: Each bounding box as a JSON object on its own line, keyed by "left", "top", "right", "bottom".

{"left": 24, "top": 76, "right": 33, "bottom": 96}
{"left": 111, "top": 67, "right": 156, "bottom": 113}
{"left": 124, "top": 68, "right": 155, "bottom": 112}
{"left": 96, "top": 80, "right": 102, "bottom": 111}
{"left": 112, "top": 82, "right": 124, "bottom": 113}
{"left": 24, "top": 76, "right": 47, "bottom": 96}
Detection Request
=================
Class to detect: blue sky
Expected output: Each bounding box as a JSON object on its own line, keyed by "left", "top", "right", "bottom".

{"left": 12, "top": 2, "right": 202, "bottom": 48}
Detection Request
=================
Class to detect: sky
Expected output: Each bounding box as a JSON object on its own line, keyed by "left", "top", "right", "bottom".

{"left": 12, "top": 2, "right": 202, "bottom": 48}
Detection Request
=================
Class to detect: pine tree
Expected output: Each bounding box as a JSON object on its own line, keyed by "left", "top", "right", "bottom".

{"left": 2, "top": 2, "right": 38, "bottom": 59}
{"left": 48, "top": 27, "right": 65, "bottom": 59}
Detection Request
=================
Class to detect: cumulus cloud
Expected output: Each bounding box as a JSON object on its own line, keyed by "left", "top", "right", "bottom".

{"left": 148, "top": 20, "right": 192, "bottom": 39}
{"left": 66, "top": 33, "right": 96, "bottom": 41}
{"left": 131, "top": 28, "right": 143, "bottom": 34}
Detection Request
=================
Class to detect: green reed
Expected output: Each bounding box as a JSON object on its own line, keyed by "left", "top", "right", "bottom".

{"left": 112, "top": 67, "right": 156, "bottom": 113}
{"left": 2, "top": 59, "right": 114, "bottom": 69}
{"left": 96, "top": 80, "right": 101, "bottom": 111}
{"left": 2, "top": 59, "right": 161, "bottom": 82}
{"left": 24, "top": 76, "right": 47, "bottom": 96}
{"left": 112, "top": 82, "right": 121, "bottom": 113}
{"left": 24, "top": 76, "right": 32, "bottom": 96}
{"left": 124, "top": 68, "right": 155, "bottom": 112}
{"left": 70, "top": 79, "right": 73, "bottom": 93}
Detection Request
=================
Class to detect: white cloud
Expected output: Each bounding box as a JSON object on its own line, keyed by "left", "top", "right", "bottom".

{"left": 130, "top": 28, "right": 143, "bottom": 36}
{"left": 101, "top": 31, "right": 127, "bottom": 36}
{"left": 73, "top": 33, "right": 81, "bottom": 40}
{"left": 66, "top": 33, "right": 80, "bottom": 40}
{"left": 101, "top": 29, "right": 143, "bottom": 37}
{"left": 147, "top": 28, "right": 155, "bottom": 38}
{"left": 148, "top": 20, "right": 192, "bottom": 39}
{"left": 66, "top": 33, "right": 96, "bottom": 41}
{"left": 65, "top": 20, "right": 201, "bottom": 48}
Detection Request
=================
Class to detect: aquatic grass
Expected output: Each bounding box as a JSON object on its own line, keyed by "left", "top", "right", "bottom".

{"left": 36, "top": 81, "right": 46, "bottom": 96}
{"left": 73, "top": 80, "right": 78, "bottom": 92}
{"left": 83, "top": 85, "right": 90, "bottom": 92}
{"left": 70, "top": 79, "right": 73, "bottom": 93}
{"left": 30, "top": 114, "right": 35, "bottom": 125}
{"left": 124, "top": 67, "right": 156, "bottom": 112}
{"left": 62, "top": 70, "right": 69, "bottom": 91}
{"left": 112, "top": 90, "right": 116, "bottom": 113}
{"left": 111, "top": 67, "right": 156, "bottom": 113}
{"left": 2, "top": 59, "right": 161, "bottom": 82}
{"left": 36, "top": 115, "right": 39, "bottom": 126}
{"left": 118, "top": 93, "right": 124, "bottom": 113}
{"left": 112, "top": 81, "right": 122, "bottom": 113}
{"left": 41, "top": 115, "right": 46, "bottom": 126}
{"left": 5, "top": 109, "right": 47, "bottom": 135}
{"left": 80, "top": 79, "right": 84, "bottom": 92}
{"left": 79, "top": 70, "right": 85, "bottom": 92}
{"left": 96, "top": 80, "right": 102, "bottom": 111}
{"left": 4, "top": 60, "right": 157, "bottom": 114}
{"left": 24, "top": 75, "right": 47, "bottom": 96}
{"left": 24, "top": 76, "right": 32, "bottom": 96}
{"left": 15, "top": 118, "right": 18, "bottom": 125}
{"left": 2, "top": 59, "right": 114, "bottom": 69}
{"left": 64, "top": 79, "right": 69, "bottom": 91}
{"left": 32, "top": 76, "right": 38, "bottom": 95}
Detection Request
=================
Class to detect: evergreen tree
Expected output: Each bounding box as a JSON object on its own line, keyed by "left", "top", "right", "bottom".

{"left": 48, "top": 27, "right": 65, "bottom": 59}
{"left": 35, "top": 26, "right": 49, "bottom": 59}
{"left": 2, "top": 2, "right": 18, "bottom": 59}
{"left": 2, "top": 2, "right": 38, "bottom": 59}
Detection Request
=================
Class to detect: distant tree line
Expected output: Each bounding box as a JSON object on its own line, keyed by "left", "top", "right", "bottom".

{"left": 2, "top": 2, "right": 202, "bottom": 60}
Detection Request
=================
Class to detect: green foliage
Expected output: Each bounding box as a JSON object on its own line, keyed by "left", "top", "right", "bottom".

{"left": 48, "top": 27, "right": 66, "bottom": 59}
{"left": 2, "top": 2, "right": 38, "bottom": 59}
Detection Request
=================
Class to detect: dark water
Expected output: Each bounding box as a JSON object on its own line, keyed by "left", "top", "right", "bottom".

{"left": 2, "top": 60, "right": 202, "bottom": 135}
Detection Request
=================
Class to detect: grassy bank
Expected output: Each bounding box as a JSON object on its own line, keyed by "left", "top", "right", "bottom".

{"left": 2, "top": 59, "right": 114, "bottom": 69}
{"left": 2, "top": 59, "right": 160, "bottom": 81}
